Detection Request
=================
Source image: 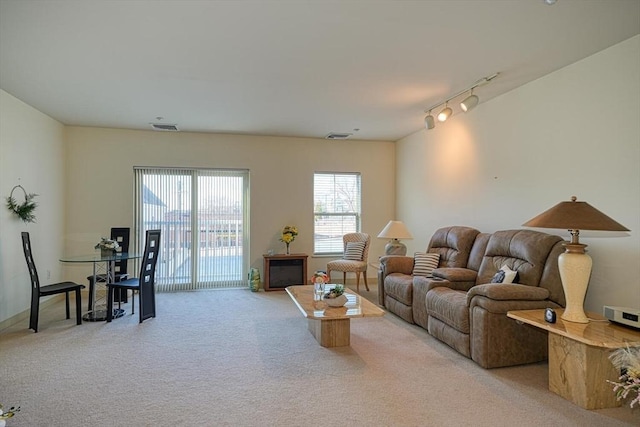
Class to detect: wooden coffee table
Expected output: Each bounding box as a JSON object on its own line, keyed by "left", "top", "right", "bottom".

{"left": 286, "top": 285, "right": 385, "bottom": 347}
{"left": 508, "top": 308, "right": 640, "bottom": 409}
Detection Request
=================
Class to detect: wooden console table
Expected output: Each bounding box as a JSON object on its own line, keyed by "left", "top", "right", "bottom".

{"left": 508, "top": 308, "right": 640, "bottom": 409}
{"left": 263, "top": 253, "right": 308, "bottom": 291}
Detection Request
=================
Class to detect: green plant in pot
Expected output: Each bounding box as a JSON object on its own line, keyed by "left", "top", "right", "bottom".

{"left": 323, "top": 284, "right": 347, "bottom": 307}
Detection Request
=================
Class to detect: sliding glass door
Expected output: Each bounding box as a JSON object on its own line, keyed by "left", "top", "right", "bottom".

{"left": 134, "top": 168, "right": 249, "bottom": 291}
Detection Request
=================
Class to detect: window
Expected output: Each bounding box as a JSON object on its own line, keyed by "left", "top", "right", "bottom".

{"left": 313, "top": 172, "right": 361, "bottom": 254}
{"left": 134, "top": 167, "right": 249, "bottom": 292}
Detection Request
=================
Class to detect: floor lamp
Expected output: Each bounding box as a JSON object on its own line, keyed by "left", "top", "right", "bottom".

{"left": 523, "top": 196, "right": 629, "bottom": 323}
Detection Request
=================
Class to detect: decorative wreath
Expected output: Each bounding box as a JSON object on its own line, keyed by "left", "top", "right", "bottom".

{"left": 6, "top": 185, "right": 38, "bottom": 223}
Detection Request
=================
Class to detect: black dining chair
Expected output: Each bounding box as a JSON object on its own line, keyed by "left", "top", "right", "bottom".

{"left": 87, "top": 227, "right": 130, "bottom": 311}
{"left": 106, "top": 229, "right": 161, "bottom": 323}
{"left": 21, "top": 232, "right": 85, "bottom": 332}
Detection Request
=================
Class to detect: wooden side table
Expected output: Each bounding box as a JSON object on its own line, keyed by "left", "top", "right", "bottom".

{"left": 507, "top": 308, "right": 640, "bottom": 409}
{"left": 263, "top": 253, "right": 308, "bottom": 291}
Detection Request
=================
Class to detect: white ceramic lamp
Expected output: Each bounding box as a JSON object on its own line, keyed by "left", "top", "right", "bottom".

{"left": 377, "top": 220, "right": 413, "bottom": 256}
{"left": 523, "top": 196, "right": 629, "bottom": 323}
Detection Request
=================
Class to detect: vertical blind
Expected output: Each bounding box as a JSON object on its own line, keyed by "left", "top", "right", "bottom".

{"left": 313, "top": 172, "right": 361, "bottom": 254}
{"left": 134, "top": 167, "right": 249, "bottom": 292}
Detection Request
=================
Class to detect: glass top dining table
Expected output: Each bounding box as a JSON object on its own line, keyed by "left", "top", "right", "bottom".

{"left": 59, "top": 252, "right": 141, "bottom": 263}
{"left": 60, "top": 252, "right": 142, "bottom": 321}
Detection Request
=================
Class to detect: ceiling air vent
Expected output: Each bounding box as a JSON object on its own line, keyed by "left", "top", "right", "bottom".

{"left": 150, "top": 123, "right": 179, "bottom": 131}
{"left": 325, "top": 132, "right": 352, "bottom": 140}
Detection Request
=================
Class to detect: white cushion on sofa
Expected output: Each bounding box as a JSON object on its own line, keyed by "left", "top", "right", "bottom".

{"left": 490, "top": 265, "right": 519, "bottom": 284}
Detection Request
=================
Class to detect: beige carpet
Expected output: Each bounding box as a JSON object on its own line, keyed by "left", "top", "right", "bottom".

{"left": 0, "top": 286, "right": 638, "bottom": 427}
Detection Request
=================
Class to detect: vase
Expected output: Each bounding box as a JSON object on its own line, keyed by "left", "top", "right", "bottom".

{"left": 286, "top": 243, "right": 290, "bottom": 255}
{"left": 101, "top": 248, "right": 115, "bottom": 258}
{"left": 248, "top": 268, "right": 261, "bottom": 292}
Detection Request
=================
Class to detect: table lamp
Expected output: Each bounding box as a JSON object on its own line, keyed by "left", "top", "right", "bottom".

{"left": 377, "top": 220, "right": 413, "bottom": 256}
{"left": 523, "top": 196, "right": 629, "bottom": 323}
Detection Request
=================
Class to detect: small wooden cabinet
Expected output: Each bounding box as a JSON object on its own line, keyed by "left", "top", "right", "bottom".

{"left": 263, "top": 253, "right": 308, "bottom": 291}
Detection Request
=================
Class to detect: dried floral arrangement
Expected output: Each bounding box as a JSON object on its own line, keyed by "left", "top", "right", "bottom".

{"left": 607, "top": 345, "right": 640, "bottom": 408}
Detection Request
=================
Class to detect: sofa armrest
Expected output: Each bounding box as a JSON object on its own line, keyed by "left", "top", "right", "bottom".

{"left": 467, "top": 284, "right": 553, "bottom": 313}
{"left": 377, "top": 255, "right": 414, "bottom": 305}
{"left": 432, "top": 267, "right": 477, "bottom": 282}
{"left": 379, "top": 255, "right": 414, "bottom": 275}
{"left": 430, "top": 267, "right": 477, "bottom": 292}
{"left": 468, "top": 283, "right": 550, "bottom": 302}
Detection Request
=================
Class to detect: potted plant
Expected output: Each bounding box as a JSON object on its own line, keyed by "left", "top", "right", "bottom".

{"left": 323, "top": 284, "right": 348, "bottom": 307}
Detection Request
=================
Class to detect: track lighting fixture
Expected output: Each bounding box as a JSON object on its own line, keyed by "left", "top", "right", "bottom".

{"left": 423, "top": 72, "right": 499, "bottom": 130}
{"left": 460, "top": 90, "right": 479, "bottom": 112}
{"left": 424, "top": 111, "right": 435, "bottom": 129}
{"left": 438, "top": 103, "right": 452, "bottom": 122}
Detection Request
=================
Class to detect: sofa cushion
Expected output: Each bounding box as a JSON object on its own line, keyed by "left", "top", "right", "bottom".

{"left": 426, "top": 287, "right": 470, "bottom": 334}
{"left": 412, "top": 252, "right": 439, "bottom": 276}
{"left": 477, "top": 230, "right": 563, "bottom": 286}
{"left": 427, "top": 226, "right": 480, "bottom": 268}
{"left": 384, "top": 273, "right": 413, "bottom": 305}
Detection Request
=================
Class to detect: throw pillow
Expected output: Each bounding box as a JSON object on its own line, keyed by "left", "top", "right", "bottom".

{"left": 412, "top": 252, "right": 440, "bottom": 277}
{"left": 344, "top": 241, "right": 365, "bottom": 260}
{"left": 490, "top": 265, "right": 519, "bottom": 284}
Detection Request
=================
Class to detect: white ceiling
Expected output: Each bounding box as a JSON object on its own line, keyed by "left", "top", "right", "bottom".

{"left": 1, "top": 0, "right": 638, "bottom": 141}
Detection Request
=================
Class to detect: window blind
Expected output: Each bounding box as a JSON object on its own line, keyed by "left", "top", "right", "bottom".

{"left": 313, "top": 172, "right": 361, "bottom": 254}
{"left": 134, "top": 167, "right": 249, "bottom": 291}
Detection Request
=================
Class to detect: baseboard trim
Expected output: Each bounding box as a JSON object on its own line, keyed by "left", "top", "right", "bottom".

{"left": 0, "top": 294, "right": 66, "bottom": 333}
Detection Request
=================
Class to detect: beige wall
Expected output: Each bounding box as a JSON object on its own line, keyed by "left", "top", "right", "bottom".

{"left": 396, "top": 35, "right": 640, "bottom": 312}
{"left": 0, "top": 90, "right": 67, "bottom": 321}
{"left": 2, "top": 35, "right": 638, "bottom": 326}
{"left": 62, "top": 127, "right": 395, "bottom": 287}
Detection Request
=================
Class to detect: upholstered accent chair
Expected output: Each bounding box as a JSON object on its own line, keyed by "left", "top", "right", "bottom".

{"left": 326, "top": 232, "right": 370, "bottom": 292}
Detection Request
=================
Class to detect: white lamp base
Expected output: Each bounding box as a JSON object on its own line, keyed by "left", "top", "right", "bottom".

{"left": 558, "top": 246, "right": 592, "bottom": 324}
{"left": 384, "top": 239, "right": 407, "bottom": 256}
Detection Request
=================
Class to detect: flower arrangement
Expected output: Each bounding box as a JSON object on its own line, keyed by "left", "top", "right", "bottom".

{"left": 279, "top": 225, "right": 298, "bottom": 254}
{"left": 0, "top": 403, "right": 20, "bottom": 425}
{"left": 607, "top": 345, "right": 640, "bottom": 408}
{"left": 95, "top": 237, "right": 120, "bottom": 251}
{"left": 311, "top": 271, "right": 329, "bottom": 285}
{"left": 6, "top": 185, "right": 37, "bottom": 223}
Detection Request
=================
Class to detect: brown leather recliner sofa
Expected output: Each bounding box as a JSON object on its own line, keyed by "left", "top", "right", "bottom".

{"left": 378, "top": 226, "right": 566, "bottom": 369}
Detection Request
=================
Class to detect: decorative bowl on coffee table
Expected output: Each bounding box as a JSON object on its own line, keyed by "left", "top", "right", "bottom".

{"left": 324, "top": 294, "right": 348, "bottom": 307}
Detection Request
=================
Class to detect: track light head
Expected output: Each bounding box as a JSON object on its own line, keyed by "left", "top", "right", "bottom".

{"left": 437, "top": 105, "right": 452, "bottom": 122}
{"left": 460, "top": 93, "right": 479, "bottom": 112}
{"left": 424, "top": 112, "right": 435, "bottom": 130}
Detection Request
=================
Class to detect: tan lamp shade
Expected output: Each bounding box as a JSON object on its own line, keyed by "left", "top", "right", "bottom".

{"left": 377, "top": 221, "right": 413, "bottom": 240}
{"left": 378, "top": 220, "right": 413, "bottom": 256}
{"left": 522, "top": 196, "right": 629, "bottom": 233}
